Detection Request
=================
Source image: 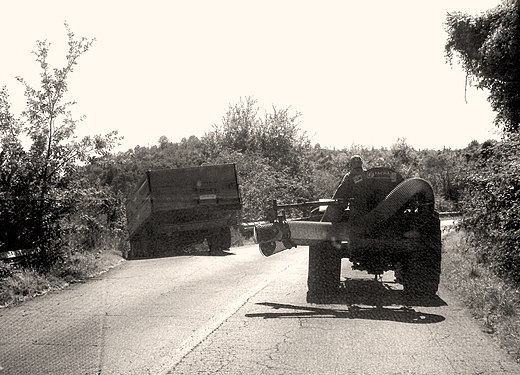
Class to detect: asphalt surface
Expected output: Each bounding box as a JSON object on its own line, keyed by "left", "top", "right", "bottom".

{"left": 1, "top": 233, "right": 519, "bottom": 374}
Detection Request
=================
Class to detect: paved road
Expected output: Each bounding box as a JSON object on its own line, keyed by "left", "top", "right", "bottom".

{"left": 0, "top": 242, "right": 518, "bottom": 374}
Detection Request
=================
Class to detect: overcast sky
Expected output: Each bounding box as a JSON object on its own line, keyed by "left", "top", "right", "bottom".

{"left": 1, "top": 0, "right": 504, "bottom": 152}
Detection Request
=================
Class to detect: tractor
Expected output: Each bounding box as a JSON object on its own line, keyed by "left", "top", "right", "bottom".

{"left": 253, "top": 166, "right": 441, "bottom": 303}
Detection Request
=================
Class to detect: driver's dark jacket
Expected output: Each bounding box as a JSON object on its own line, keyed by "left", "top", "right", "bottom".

{"left": 321, "top": 167, "right": 366, "bottom": 222}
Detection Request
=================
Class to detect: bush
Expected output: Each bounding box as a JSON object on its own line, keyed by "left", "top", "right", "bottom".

{"left": 0, "top": 248, "right": 123, "bottom": 307}
{"left": 0, "top": 26, "right": 119, "bottom": 268}
{"left": 435, "top": 195, "right": 459, "bottom": 212}
{"left": 0, "top": 268, "right": 65, "bottom": 306}
{"left": 460, "top": 134, "right": 520, "bottom": 284}
{"left": 0, "top": 261, "right": 13, "bottom": 278}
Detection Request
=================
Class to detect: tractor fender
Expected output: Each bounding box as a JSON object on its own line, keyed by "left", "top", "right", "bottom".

{"left": 354, "top": 177, "right": 434, "bottom": 232}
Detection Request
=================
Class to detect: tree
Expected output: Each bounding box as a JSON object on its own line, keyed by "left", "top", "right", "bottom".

{"left": 201, "top": 97, "right": 316, "bottom": 220}
{"left": 0, "top": 87, "right": 29, "bottom": 249}
{"left": 390, "top": 138, "right": 418, "bottom": 177}
{"left": 0, "top": 24, "right": 118, "bottom": 263}
{"left": 445, "top": 2, "right": 520, "bottom": 284}
{"left": 445, "top": 0, "right": 520, "bottom": 133}
{"left": 203, "top": 96, "right": 312, "bottom": 175}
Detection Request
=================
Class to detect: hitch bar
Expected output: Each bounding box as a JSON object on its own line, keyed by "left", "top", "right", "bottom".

{"left": 253, "top": 208, "right": 352, "bottom": 256}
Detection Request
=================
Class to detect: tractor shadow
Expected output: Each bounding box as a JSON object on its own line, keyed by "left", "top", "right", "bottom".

{"left": 246, "top": 279, "right": 447, "bottom": 324}
{"left": 335, "top": 278, "right": 447, "bottom": 307}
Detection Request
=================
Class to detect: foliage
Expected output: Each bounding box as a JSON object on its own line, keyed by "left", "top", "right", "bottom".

{"left": 96, "top": 135, "right": 207, "bottom": 197}
{"left": 445, "top": 1, "right": 520, "bottom": 132}
{"left": 441, "top": 230, "right": 520, "bottom": 361}
{"left": 0, "top": 248, "right": 123, "bottom": 307}
{"left": 50, "top": 247, "right": 123, "bottom": 283}
{"left": 201, "top": 97, "right": 316, "bottom": 220}
{"left": 60, "top": 181, "right": 128, "bottom": 252}
{"left": 0, "top": 261, "right": 13, "bottom": 279}
{"left": 445, "top": 1, "right": 520, "bottom": 284}
{"left": 459, "top": 134, "right": 520, "bottom": 283}
{"left": 0, "top": 24, "right": 119, "bottom": 266}
{"left": 308, "top": 140, "right": 463, "bottom": 211}
{"left": 0, "top": 267, "right": 64, "bottom": 307}
{"left": 202, "top": 97, "right": 312, "bottom": 175}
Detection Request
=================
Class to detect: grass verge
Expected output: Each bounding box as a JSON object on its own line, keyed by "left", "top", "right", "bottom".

{"left": 0, "top": 248, "right": 125, "bottom": 308}
{"left": 441, "top": 230, "right": 520, "bottom": 362}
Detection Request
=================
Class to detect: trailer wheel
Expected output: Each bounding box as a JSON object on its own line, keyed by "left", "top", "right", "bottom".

{"left": 220, "top": 227, "right": 232, "bottom": 250}
{"left": 127, "top": 234, "right": 147, "bottom": 260}
{"left": 207, "top": 233, "right": 217, "bottom": 252}
{"left": 207, "top": 227, "right": 232, "bottom": 252}
{"left": 402, "top": 214, "right": 441, "bottom": 296}
{"left": 307, "top": 242, "right": 341, "bottom": 303}
{"left": 126, "top": 238, "right": 138, "bottom": 260}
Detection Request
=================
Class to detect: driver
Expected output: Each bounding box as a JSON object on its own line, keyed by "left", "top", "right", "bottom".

{"left": 321, "top": 155, "right": 367, "bottom": 222}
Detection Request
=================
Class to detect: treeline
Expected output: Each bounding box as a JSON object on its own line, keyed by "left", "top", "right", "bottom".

{"left": 90, "top": 97, "right": 469, "bottom": 223}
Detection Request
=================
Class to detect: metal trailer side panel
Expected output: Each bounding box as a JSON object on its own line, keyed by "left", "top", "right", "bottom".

{"left": 148, "top": 164, "right": 240, "bottom": 213}
{"left": 126, "top": 173, "right": 153, "bottom": 239}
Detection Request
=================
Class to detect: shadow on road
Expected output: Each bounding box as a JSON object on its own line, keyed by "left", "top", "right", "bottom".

{"left": 246, "top": 302, "right": 445, "bottom": 324}
{"left": 336, "top": 279, "right": 448, "bottom": 308}
{"left": 188, "top": 249, "right": 236, "bottom": 257}
{"left": 245, "top": 279, "right": 447, "bottom": 324}
{"left": 128, "top": 249, "right": 236, "bottom": 260}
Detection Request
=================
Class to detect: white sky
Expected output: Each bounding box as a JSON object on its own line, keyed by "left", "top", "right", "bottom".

{"left": 1, "top": 0, "right": 504, "bottom": 152}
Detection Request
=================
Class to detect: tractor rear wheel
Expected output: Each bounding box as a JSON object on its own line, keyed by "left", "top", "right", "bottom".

{"left": 307, "top": 241, "right": 342, "bottom": 303}
{"left": 402, "top": 214, "right": 441, "bottom": 296}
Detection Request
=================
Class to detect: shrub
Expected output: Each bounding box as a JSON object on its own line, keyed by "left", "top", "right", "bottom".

{"left": 0, "top": 268, "right": 65, "bottom": 306}
{"left": 460, "top": 134, "right": 520, "bottom": 284}
{"left": 0, "top": 261, "right": 13, "bottom": 278}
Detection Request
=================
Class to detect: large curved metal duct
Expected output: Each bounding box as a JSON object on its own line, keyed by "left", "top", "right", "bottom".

{"left": 354, "top": 177, "right": 435, "bottom": 232}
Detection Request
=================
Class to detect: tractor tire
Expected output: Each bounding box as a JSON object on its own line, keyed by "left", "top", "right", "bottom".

{"left": 402, "top": 214, "right": 442, "bottom": 296}
{"left": 306, "top": 241, "right": 342, "bottom": 303}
